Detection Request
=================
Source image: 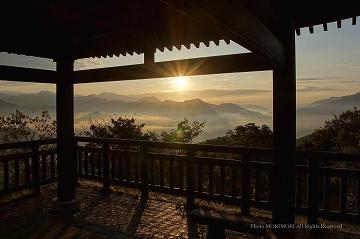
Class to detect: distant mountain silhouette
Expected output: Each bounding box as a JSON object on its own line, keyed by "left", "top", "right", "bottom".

{"left": 297, "top": 91, "right": 360, "bottom": 137}
{"left": 96, "top": 92, "right": 135, "bottom": 102}
{"left": 0, "top": 99, "right": 17, "bottom": 113}
{"left": 1, "top": 90, "right": 359, "bottom": 140}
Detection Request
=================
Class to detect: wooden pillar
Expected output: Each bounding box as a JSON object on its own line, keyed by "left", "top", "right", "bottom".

{"left": 56, "top": 58, "right": 76, "bottom": 202}
{"left": 272, "top": 23, "right": 296, "bottom": 225}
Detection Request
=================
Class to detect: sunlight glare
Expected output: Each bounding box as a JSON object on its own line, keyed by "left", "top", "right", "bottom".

{"left": 173, "top": 76, "right": 188, "bottom": 91}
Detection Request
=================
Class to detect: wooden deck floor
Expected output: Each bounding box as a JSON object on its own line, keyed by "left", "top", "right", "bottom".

{"left": 0, "top": 183, "right": 359, "bottom": 239}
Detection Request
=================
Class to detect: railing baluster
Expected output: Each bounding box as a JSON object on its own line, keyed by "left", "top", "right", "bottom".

{"left": 50, "top": 153, "right": 55, "bottom": 179}
{"left": 340, "top": 176, "right": 347, "bottom": 214}
{"left": 3, "top": 159, "right": 9, "bottom": 192}
{"left": 296, "top": 171, "right": 302, "bottom": 208}
{"left": 232, "top": 166, "right": 237, "bottom": 198}
{"left": 307, "top": 158, "right": 318, "bottom": 224}
{"left": 160, "top": 158, "right": 164, "bottom": 187}
{"left": 134, "top": 153, "right": 139, "bottom": 184}
{"left": 25, "top": 157, "right": 30, "bottom": 186}
{"left": 255, "top": 167, "right": 260, "bottom": 202}
{"left": 111, "top": 153, "right": 116, "bottom": 181}
{"left": 186, "top": 149, "right": 195, "bottom": 211}
{"left": 14, "top": 158, "right": 20, "bottom": 189}
{"left": 169, "top": 157, "right": 174, "bottom": 190}
{"left": 31, "top": 143, "right": 40, "bottom": 196}
{"left": 198, "top": 157, "right": 203, "bottom": 193}
{"left": 324, "top": 174, "right": 330, "bottom": 212}
{"left": 220, "top": 165, "right": 225, "bottom": 196}
{"left": 209, "top": 164, "right": 213, "bottom": 195}
{"left": 78, "top": 150, "right": 82, "bottom": 176}
{"left": 91, "top": 152, "right": 95, "bottom": 177}
{"left": 358, "top": 176, "right": 360, "bottom": 216}
{"left": 42, "top": 155, "right": 47, "bottom": 181}
{"left": 179, "top": 158, "right": 183, "bottom": 190}
{"left": 140, "top": 146, "right": 148, "bottom": 202}
{"left": 241, "top": 153, "right": 250, "bottom": 215}
{"left": 97, "top": 150, "right": 102, "bottom": 178}
{"left": 114, "top": 152, "right": 124, "bottom": 183}
{"left": 150, "top": 156, "right": 154, "bottom": 185}
{"left": 126, "top": 153, "right": 130, "bottom": 182}
{"left": 102, "top": 143, "right": 110, "bottom": 194}
{"left": 84, "top": 151, "right": 89, "bottom": 177}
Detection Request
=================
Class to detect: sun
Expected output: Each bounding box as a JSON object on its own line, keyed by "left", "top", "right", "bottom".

{"left": 173, "top": 76, "right": 188, "bottom": 91}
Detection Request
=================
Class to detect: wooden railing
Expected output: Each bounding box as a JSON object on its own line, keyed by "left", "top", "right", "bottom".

{"left": 75, "top": 136, "right": 360, "bottom": 223}
{"left": 0, "top": 139, "right": 57, "bottom": 196}
{"left": 1, "top": 136, "right": 360, "bottom": 224}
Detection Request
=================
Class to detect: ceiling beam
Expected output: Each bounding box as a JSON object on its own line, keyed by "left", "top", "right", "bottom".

{"left": 74, "top": 53, "right": 273, "bottom": 84}
{"left": 159, "top": 0, "right": 285, "bottom": 66}
{"left": 0, "top": 65, "right": 56, "bottom": 83}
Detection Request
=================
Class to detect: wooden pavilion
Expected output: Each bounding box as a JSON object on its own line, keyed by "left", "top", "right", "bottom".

{"left": 0, "top": 0, "right": 359, "bottom": 234}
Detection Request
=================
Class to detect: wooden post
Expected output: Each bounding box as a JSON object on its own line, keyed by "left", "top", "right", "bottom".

{"left": 186, "top": 149, "right": 195, "bottom": 211}
{"left": 31, "top": 142, "right": 40, "bottom": 196}
{"left": 307, "top": 158, "right": 318, "bottom": 224}
{"left": 272, "top": 20, "right": 296, "bottom": 225}
{"left": 102, "top": 143, "right": 111, "bottom": 194}
{"left": 55, "top": 57, "right": 77, "bottom": 204}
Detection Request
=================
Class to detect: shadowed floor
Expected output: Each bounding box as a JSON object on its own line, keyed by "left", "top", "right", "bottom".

{"left": 1, "top": 183, "right": 360, "bottom": 239}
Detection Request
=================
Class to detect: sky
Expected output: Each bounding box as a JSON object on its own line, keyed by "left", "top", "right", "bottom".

{"left": 0, "top": 18, "right": 359, "bottom": 108}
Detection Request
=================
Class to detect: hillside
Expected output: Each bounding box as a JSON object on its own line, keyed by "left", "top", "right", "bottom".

{"left": 1, "top": 90, "right": 360, "bottom": 140}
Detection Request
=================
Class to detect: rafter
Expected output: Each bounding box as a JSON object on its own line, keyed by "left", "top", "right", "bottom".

{"left": 74, "top": 53, "right": 273, "bottom": 84}
{"left": 159, "top": 0, "right": 285, "bottom": 66}
{"left": 0, "top": 65, "right": 56, "bottom": 83}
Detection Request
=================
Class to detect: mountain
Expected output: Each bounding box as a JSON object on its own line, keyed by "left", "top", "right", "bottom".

{"left": 0, "top": 91, "right": 56, "bottom": 107}
{"left": 0, "top": 99, "right": 17, "bottom": 113}
{"left": 97, "top": 92, "right": 135, "bottom": 102}
{"left": 297, "top": 91, "right": 360, "bottom": 137}
{"left": 305, "top": 92, "right": 360, "bottom": 113}
{"left": 2, "top": 90, "right": 359, "bottom": 140}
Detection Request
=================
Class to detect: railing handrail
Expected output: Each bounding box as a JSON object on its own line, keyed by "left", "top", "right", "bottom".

{"left": 296, "top": 150, "right": 360, "bottom": 162}
{"left": 0, "top": 138, "right": 56, "bottom": 150}
{"left": 75, "top": 136, "right": 360, "bottom": 161}
{"left": 74, "top": 136, "right": 273, "bottom": 154}
{"left": 1, "top": 136, "right": 359, "bottom": 161}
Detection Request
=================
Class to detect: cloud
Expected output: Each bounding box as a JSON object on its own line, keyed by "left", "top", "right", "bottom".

{"left": 349, "top": 63, "right": 360, "bottom": 68}
{"left": 340, "top": 80, "right": 360, "bottom": 84}
{"left": 74, "top": 58, "right": 103, "bottom": 70}
{"left": 0, "top": 81, "right": 33, "bottom": 86}
{"left": 297, "top": 77, "right": 359, "bottom": 83}
{"left": 297, "top": 77, "right": 325, "bottom": 82}
{"left": 297, "top": 86, "right": 336, "bottom": 92}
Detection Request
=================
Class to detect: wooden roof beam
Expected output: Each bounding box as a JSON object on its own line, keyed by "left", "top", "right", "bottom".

{"left": 0, "top": 65, "right": 56, "bottom": 83}
{"left": 160, "top": 0, "right": 285, "bottom": 66}
{"left": 74, "top": 53, "right": 273, "bottom": 84}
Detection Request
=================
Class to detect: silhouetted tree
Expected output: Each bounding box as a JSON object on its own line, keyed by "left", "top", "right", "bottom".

{"left": 82, "top": 116, "right": 154, "bottom": 140}
{"left": 298, "top": 107, "right": 360, "bottom": 153}
{"left": 204, "top": 123, "right": 272, "bottom": 147}
{"left": 159, "top": 118, "right": 206, "bottom": 143}
{"left": 0, "top": 110, "right": 56, "bottom": 143}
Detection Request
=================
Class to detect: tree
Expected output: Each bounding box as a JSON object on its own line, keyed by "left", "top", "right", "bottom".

{"left": 159, "top": 118, "right": 205, "bottom": 143}
{"left": 298, "top": 107, "right": 360, "bottom": 153}
{"left": 204, "top": 123, "right": 273, "bottom": 147}
{"left": 0, "top": 110, "right": 56, "bottom": 143}
{"left": 82, "top": 116, "right": 155, "bottom": 140}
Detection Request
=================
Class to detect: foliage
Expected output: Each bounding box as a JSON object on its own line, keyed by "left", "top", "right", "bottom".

{"left": 82, "top": 116, "right": 155, "bottom": 140}
{"left": 204, "top": 123, "right": 273, "bottom": 147}
{"left": 83, "top": 116, "right": 205, "bottom": 143}
{"left": 0, "top": 110, "right": 56, "bottom": 143}
{"left": 159, "top": 118, "right": 206, "bottom": 143}
{"left": 298, "top": 107, "right": 360, "bottom": 153}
